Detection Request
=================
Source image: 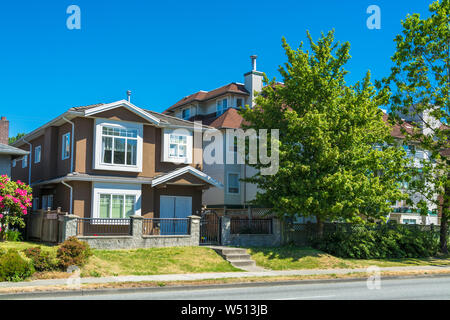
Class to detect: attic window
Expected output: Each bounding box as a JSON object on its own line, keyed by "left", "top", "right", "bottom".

{"left": 216, "top": 98, "right": 228, "bottom": 116}
{"left": 182, "top": 108, "right": 190, "bottom": 120}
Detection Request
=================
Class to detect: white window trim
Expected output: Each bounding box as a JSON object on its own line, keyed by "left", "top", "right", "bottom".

{"left": 93, "top": 119, "right": 143, "bottom": 172}
{"left": 62, "top": 132, "right": 71, "bottom": 160}
{"left": 161, "top": 128, "right": 193, "bottom": 164}
{"left": 34, "top": 146, "right": 41, "bottom": 164}
{"left": 227, "top": 172, "right": 240, "bottom": 195}
{"left": 92, "top": 183, "right": 142, "bottom": 221}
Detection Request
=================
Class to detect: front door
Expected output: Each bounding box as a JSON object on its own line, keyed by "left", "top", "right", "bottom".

{"left": 160, "top": 196, "right": 192, "bottom": 235}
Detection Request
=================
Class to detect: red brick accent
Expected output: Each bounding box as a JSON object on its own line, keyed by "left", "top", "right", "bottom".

{"left": 0, "top": 116, "right": 9, "bottom": 145}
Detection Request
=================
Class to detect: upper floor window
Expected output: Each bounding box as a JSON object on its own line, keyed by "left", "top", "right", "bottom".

{"left": 182, "top": 108, "right": 191, "bottom": 120}
{"left": 102, "top": 126, "right": 138, "bottom": 166}
{"left": 94, "top": 119, "right": 143, "bottom": 172}
{"left": 22, "top": 155, "right": 27, "bottom": 168}
{"left": 216, "top": 98, "right": 228, "bottom": 116}
{"left": 169, "top": 134, "right": 187, "bottom": 158}
{"left": 34, "top": 146, "right": 41, "bottom": 164}
{"left": 62, "top": 133, "right": 71, "bottom": 160}
{"left": 236, "top": 98, "right": 243, "bottom": 108}
{"left": 162, "top": 128, "right": 193, "bottom": 164}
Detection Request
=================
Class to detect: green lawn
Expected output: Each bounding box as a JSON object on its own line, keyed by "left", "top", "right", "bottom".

{"left": 248, "top": 246, "right": 450, "bottom": 270}
{"left": 0, "top": 242, "right": 240, "bottom": 278}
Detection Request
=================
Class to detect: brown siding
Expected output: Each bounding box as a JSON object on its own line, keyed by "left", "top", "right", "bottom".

{"left": 74, "top": 111, "right": 203, "bottom": 178}
{"left": 72, "top": 181, "right": 92, "bottom": 218}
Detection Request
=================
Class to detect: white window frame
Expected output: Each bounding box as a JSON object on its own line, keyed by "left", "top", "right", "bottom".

{"left": 227, "top": 172, "right": 240, "bottom": 194}
{"left": 161, "top": 128, "right": 193, "bottom": 164}
{"left": 236, "top": 97, "right": 243, "bottom": 108}
{"left": 92, "top": 183, "right": 141, "bottom": 221}
{"left": 34, "top": 146, "right": 41, "bottom": 164}
{"left": 62, "top": 132, "right": 71, "bottom": 160}
{"left": 93, "top": 119, "right": 143, "bottom": 172}
{"left": 22, "top": 155, "right": 27, "bottom": 168}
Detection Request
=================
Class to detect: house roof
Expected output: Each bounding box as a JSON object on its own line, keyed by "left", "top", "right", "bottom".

{"left": 164, "top": 83, "right": 249, "bottom": 114}
{"left": 12, "top": 100, "right": 214, "bottom": 148}
{"left": 0, "top": 143, "right": 29, "bottom": 156}
{"left": 152, "top": 166, "right": 223, "bottom": 188}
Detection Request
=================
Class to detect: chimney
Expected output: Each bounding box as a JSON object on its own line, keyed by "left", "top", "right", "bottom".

{"left": 0, "top": 116, "right": 9, "bottom": 145}
{"left": 127, "top": 90, "right": 132, "bottom": 102}
{"left": 244, "top": 55, "right": 264, "bottom": 108}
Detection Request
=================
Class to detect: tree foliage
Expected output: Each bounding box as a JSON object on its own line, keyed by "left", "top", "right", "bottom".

{"left": 240, "top": 31, "right": 410, "bottom": 232}
{"left": 381, "top": 0, "right": 449, "bottom": 252}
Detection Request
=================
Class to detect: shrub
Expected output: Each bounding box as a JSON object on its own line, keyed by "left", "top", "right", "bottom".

{"left": 23, "top": 247, "right": 59, "bottom": 272}
{"left": 5, "top": 230, "right": 23, "bottom": 242}
{"left": 313, "top": 223, "right": 439, "bottom": 259}
{"left": 57, "top": 237, "right": 92, "bottom": 270}
{"left": 0, "top": 250, "right": 35, "bottom": 281}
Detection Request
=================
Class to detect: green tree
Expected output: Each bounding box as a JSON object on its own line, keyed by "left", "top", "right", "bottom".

{"left": 382, "top": 0, "right": 449, "bottom": 252}
{"left": 8, "top": 133, "right": 25, "bottom": 145}
{"left": 240, "top": 31, "right": 410, "bottom": 236}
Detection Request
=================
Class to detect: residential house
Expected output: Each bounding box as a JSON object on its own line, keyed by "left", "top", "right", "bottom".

{"left": 10, "top": 100, "right": 222, "bottom": 221}
{"left": 0, "top": 117, "right": 29, "bottom": 177}
{"left": 164, "top": 56, "right": 263, "bottom": 210}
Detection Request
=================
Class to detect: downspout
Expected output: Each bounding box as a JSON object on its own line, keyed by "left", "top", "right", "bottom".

{"left": 61, "top": 117, "right": 75, "bottom": 215}
{"left": 62, "top": 116, "right": 75, "bottom": 173}
{"left": 61, "top": 180, "right": 73, "bottom": 214}
{"left": 22, "top": 139, "right": 32, "bottom": 185}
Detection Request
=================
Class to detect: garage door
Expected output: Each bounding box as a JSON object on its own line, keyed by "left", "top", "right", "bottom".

{"left": 160, "top": 196, "right": 192, "bottom": 235}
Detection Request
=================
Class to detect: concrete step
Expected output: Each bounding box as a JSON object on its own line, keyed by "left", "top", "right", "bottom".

{"left": 230, "top": 260, "right": 256, "bottom": 268}
{"left": 223, "top": 254, "right": 252, "bottom": 261}
{"left": 220, "top": 248, "right": 248, "bottom": 256}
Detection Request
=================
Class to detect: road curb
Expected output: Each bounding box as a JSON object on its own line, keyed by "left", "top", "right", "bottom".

{"left": 1, "top": 272, "right": 450, "bottom": 299}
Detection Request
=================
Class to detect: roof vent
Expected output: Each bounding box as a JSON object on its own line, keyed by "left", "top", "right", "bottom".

{"left": 250, "top": 55, "right": 257, "bottom": 71}
{"left": 127, "top": 90, "right": 132, "bottom": 102}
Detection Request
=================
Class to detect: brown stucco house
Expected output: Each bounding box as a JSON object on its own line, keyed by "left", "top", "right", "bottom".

{"left": 10, "top": 100, "right": 222, "bottom": 222}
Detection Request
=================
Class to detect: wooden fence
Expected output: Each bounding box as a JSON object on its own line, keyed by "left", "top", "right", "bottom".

{"left": 26, "top": 208, "right": 67, "bottom": 243}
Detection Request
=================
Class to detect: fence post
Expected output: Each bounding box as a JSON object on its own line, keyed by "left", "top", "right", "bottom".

{"left": 188, "top": 215, "right": 201, "bottom": 246}
{"left": 221, "top": 216, "right": 231, "bottom": 246}
{"left": 61, "top": 215, "right": 78, "bottom": 241}
{"left": 130, "top": 215, "right": 143, "bottom": 238}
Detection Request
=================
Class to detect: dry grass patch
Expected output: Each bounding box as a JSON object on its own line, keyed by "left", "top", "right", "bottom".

{"left": 81, "top": 246, "right": 240, "bottom": 277}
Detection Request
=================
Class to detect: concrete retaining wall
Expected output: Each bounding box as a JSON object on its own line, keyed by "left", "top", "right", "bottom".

{"left": 220, "top": 216, "right": 282, "bottom": 247}
{"left": 61, "top": 215, "right": 200, "bottom": 249}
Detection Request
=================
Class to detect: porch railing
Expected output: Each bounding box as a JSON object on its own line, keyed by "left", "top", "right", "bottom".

{"left": 230, "top": 218, "right": 273, "bottom": 234}
{"left": 142, "top": 218, "right": 190, "bottom": 236}
{"left": 76, "top": 218, "right": 132, "bottom": 236}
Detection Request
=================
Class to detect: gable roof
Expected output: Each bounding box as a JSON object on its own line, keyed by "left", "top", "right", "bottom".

{"left": 164, "top": 83, "right": 249, "bottom": 114}
{"left": 12, "top": 100, "right": 213, "bottom": 148}
{"left": 151, "top": 166, "right": 223, "bottom": 188}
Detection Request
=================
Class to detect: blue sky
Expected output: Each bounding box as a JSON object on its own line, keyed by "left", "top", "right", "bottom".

{"left": 0, "top": 0, "right": 434, "bottom": 137}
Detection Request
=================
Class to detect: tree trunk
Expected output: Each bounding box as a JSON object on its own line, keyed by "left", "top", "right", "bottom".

{"left": 316, "top": 216, "right": 324, "bottom": 240}
{"left": 440, "top": 183, "right": 450, "bottom": 254}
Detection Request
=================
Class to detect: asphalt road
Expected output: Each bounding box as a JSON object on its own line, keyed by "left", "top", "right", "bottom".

{"left": 22, "top": 276, "right": 450, "bottom": 300}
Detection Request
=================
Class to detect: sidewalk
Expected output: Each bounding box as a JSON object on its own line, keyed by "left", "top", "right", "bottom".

{"left": 2, "top": 265, "right": 450, "bottom": 289}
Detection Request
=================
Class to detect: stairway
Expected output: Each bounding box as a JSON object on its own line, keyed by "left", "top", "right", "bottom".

{"left": 209, "top": 246, "right": 266, "bottom": 272}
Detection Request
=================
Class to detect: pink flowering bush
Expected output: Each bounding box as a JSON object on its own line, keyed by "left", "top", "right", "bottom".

{"left": 0, "top": 175, "right": 32, "bottom": 241}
